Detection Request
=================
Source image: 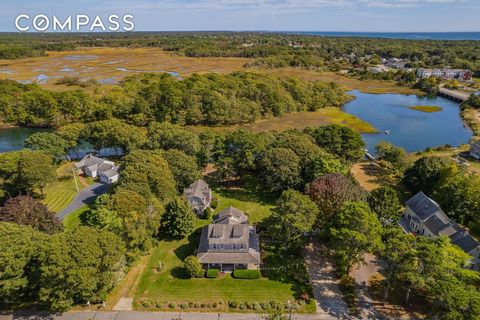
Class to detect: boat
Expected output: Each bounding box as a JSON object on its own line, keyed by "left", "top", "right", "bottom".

{"left": 384, "top": 130, "right": 391, "bottom": 134}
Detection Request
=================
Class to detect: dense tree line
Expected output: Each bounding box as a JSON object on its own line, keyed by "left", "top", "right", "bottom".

{"left": 0, "top": 72, "right": 348, "bottom": 127}
{"left": 1, "top": 32, "right": 479, "bottom": 71}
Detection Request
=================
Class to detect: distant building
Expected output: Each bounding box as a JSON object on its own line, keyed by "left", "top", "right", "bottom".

{"left": 74, "top": 154, "right": 119, "bottom": 184}
{"left": 416, "top": 68, "right": 473, "bottom": 81}
{"left": 469, "top": 140, "right": 480, "bottom": 160}
{"left": 385, "top": 58, "right": 407, "bottom": 69}
{"left": 197, "top": 207, "right": 260, "bottom": 272}
{"left": 400, "top": 192, "right": 480, "bottom": 270}
{"left": 184, "top": 179, "right": 212, "bottom": 216}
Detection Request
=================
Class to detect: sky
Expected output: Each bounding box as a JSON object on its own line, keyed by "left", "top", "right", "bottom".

{"left": 0, "top": 0, "right": 479, "bottom": 32}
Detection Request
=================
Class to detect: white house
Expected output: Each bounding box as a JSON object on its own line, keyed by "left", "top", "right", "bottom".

{"left": 469, "top": 140, "right": 480, "bottom": 160}
{"left": 401, "top": 192, "right": 480, "bottom": 270}
{"left": 74, "top": 154, "right": 119, "bottom": 184}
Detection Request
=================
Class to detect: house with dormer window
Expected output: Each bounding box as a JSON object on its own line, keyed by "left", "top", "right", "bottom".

{"left": 401, "top": 191, "right": 480, "bottom": 270}
{"left": 196, "top": 207, "right": 260, "bottom": 272}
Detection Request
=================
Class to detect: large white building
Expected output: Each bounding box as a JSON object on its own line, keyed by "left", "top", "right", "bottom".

{"left": 416, "top": 68, "right": 473, "bottom": 81}
{"left": 74, "top": 154, "right": 119, "bottom": 184}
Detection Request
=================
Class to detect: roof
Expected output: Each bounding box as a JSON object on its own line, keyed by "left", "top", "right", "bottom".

{"left": 450, "top": 230, "right": 479, "bottom": 253}
{"left": 214, "top": 207, "right": 248, "bottom": 224}
{"left": 471, "top": 140, "right": 480, "bottom": 148}
{"left": 423, "top": 214, "right": 450, "bottom": 235}
{"left": 406, "top": 192, "right": 445, "bottom": 221}
{"left": 184, "top": 179, "right": 211, "bottom": 205}
{"left": 100, "top": 168, "right": 119, "bottom": 179}
{"left": 75, "top": 154, "right": 112, "bottom": 169}
{"left": 206, "top": 224, "right": 249, "bottom": 244}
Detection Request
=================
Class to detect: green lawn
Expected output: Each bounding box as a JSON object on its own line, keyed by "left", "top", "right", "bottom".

{"left": 133, "top": 186, "right": 315, "bottom": 313}
{"left": 212, "top": 187, "right": 275, "bottom": 224}
{"left": 42, "top": 162, "right": 85, "bottom": 213}
{"left": 63, "top": 205, "right": 90, "bottom": 230}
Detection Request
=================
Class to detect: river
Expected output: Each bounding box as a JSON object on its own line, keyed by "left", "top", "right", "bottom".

{"left": 343, "top": 91, "right": 472, "bottom": 153}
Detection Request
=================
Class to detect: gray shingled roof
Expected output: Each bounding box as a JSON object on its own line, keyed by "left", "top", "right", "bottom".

{"left": 184, "top": 180, "right": 211, "bottom": 205}
{"left": 75, "top": 154, "right": 110, "bottom": 169}
{"left": 214, "top": 207, "right": 248, "bottom": 224}
{"left": 406, "top": 191, "right": 444, "bottom": 221}
{"left": 423, "top": 215, "right": 449, "bottom": 235}
{"left": 450, "top": 231, "right": 479, "bottom": 253}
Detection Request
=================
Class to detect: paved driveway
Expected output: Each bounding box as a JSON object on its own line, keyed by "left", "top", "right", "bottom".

{"left": 57, "top": 182, "right": 110, "bottom": 220}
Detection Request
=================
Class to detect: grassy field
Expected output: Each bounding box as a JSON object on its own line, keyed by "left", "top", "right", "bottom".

{"left": 41, "top": 162, "right": 86, "bottom": 213}
{"left": 408, "top": 105, "right": 443, "bottom": 113}
{"left": 131, "top": 185, "right": 315, "bottom": 313}
{"left": 63, "top": 205, "right": 89, "bottom": 230}
{"left": 191, "top": 107, "right": 377, "bottom": 134}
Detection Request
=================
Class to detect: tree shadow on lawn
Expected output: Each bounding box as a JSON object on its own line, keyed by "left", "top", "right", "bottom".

{"left": 169, "top": 227, "right": 203, "bottom": 279}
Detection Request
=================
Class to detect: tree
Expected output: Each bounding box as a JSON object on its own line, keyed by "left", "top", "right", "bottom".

{"left": 307, "top": 173, "right": 366, "bottom": 228}
{"left": 183, "top": 256, "right": 204, "bottom": 278}
{"left": 0, "top": 196, "right": 63, "bottom": 234}
{"left": 25, "top": 132, "right": 69, "bottom": 162}
{"left": 274, "top": 190, "right": 319, "bottom": 248}
{"left": 0, "top": 222, "right": 46, "bottom": 303}
{"left": 119, "top": 150, "right": 177, "bottom": 202}
{"left": 161, "top": 197, "right": 196, "bottom": 238}
{"left": 375, "top": 141, "right": 407, "bottom": 183}
{"left": 303, "top": 149, "right": 345, "bottom": 183}
{"left": 434, "top": 173, "right": 480, "bottom": 225}
{"left": 367, "top": 187, "right": 401, "bottom": 226}
{"left": 56, "top": 123, "right": 86, "bottom": 157}
{"left": 147, "top": 122, "right": 201, "bottom": 156}
{"left": 259, "top": 148, "right": 302, "bottom": 192}
{"left": 379, "top": 227, "right": 417, "bottom": 303}
{"left": 404, "top": 156, "right": 456, "bottom": 195}
{"left": 37, "top": 227, "right": 126, "bottom": 311}
{"left": 307, "top": 125, "right": 365, "bottom": 161}
{"left": 162, "top": 149, "right": 202, "bottom": 191}
{"left": 17, "top": 150, "right": 56, "bottom": 197}
{"left": 330, "top": 201, "right": 383, "bottom": 275}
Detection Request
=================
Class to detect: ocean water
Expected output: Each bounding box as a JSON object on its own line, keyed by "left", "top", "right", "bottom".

{"left": 285, "top": 32, "right": 480, "bottom": 41}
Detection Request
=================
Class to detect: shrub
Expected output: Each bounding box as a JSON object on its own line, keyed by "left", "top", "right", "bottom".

{"left": 183, "top": 256, "right": 204, "bottom": 278}
{"left": 180, "top": 303, "right": 188, "bottom": 309}
{"left": 228, "top": 300, "right": 238, "bottom": 308}
{"left": 168, "top": 303, "right": 177, "bottom": 309}
{"left": 206, "top": 268, "right": 219, "bottom": 278}
{"left": 232, "top": 269, "right": 261, "bottom": 279}
{"left": 239, "top": 303, "right": 247, "bottom": 310}
{"left": 142, "top": 299, "right": 152, "bottom": 308}
{"left": 253, "top": 302, "right": 262, "bottom": 311}
{"left": 201, "top": 303, "right": 206, "bottom": 308}
{"left": 212, "top": 302, "right": 218, "bottom": 308}
{"left": 204, "top": 207, "right": 213, "bottom": 219}
{"left": 246, "top": 301, "right": 253, "bottom": 309}
{"left": 194, "top": 303, "right": 200, "bottom": 308}
{"left": 188, "top": 302, "right": 194, "bottom": 307}
{"left": 155, "top": 302, "right": 162, "bottom": 308}
{"left": 210, "top": 198, "right": 218, "bottom": 209}
{"left": 260, "top": 302, "right": 268, "bottom": 310}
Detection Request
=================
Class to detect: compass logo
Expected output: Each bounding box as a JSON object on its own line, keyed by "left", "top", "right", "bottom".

{"left": 15, "top": 14, "right": 135, "bottom": 32}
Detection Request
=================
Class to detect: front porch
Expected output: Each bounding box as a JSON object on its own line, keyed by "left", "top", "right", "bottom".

{"left": 204, "top": 263, "right": 248, "bottom": 272}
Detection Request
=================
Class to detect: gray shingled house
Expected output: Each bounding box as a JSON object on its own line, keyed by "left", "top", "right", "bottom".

{"left": 197, "top": 207, "right": 260, "bottom": 272}
{"left": 400, "top": 191, "right": 480, "bottom": 270}
{"left": 74, "top": 154, "right": 119, "bottom": 184}
{"left": 184, "top": 179, "right": 212, "bottom": 216}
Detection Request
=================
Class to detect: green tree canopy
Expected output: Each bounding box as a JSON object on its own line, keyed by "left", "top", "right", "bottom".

{"left": 162, "top": 149, "right": 202, "bottom": 191}
{"left": 274, "top": 189, "right": 319, "bottom": 248}
{"left": 259, "top": 147, "right": 302, "bottom": 192}
{"left": 404, "top": 156, "right": 457, "bottom": 195}
{"left": 161, "top": 197, "right": 196, "bottom": 239}
{"left": 367, "top": 186, "right": 401, "bottom": 226}
{"left": 24, "top": 132, "right": 69, "bottom": 162}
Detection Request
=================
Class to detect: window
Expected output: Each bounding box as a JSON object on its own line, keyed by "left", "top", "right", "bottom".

{"left": 212, "top": 244, "right": 217, "bottom": 250}
{"left": 239, "top": 244, "right": 245, "bottom": 250}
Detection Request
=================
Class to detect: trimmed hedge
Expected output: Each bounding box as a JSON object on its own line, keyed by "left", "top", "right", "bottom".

{"left": 232, "top": 269, "right": 261, "bottom": 279}
{"left": 206, "top": 268, "right": 219, "bottom": 278}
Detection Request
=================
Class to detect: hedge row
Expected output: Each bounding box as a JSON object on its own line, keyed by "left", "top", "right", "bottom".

{"left": 232, "top": 269, "right": 261, "bottom": 279}
{"left": 206, "top": 268, "right": 219, "bottom": 278}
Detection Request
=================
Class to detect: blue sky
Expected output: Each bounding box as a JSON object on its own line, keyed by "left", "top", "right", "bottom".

{"left": 1, "top": 0, "right": 479, "bottom": 32}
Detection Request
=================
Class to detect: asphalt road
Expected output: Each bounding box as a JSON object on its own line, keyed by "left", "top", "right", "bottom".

{"left": 56, "top": 182, "right": 110, "bottom": 220}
